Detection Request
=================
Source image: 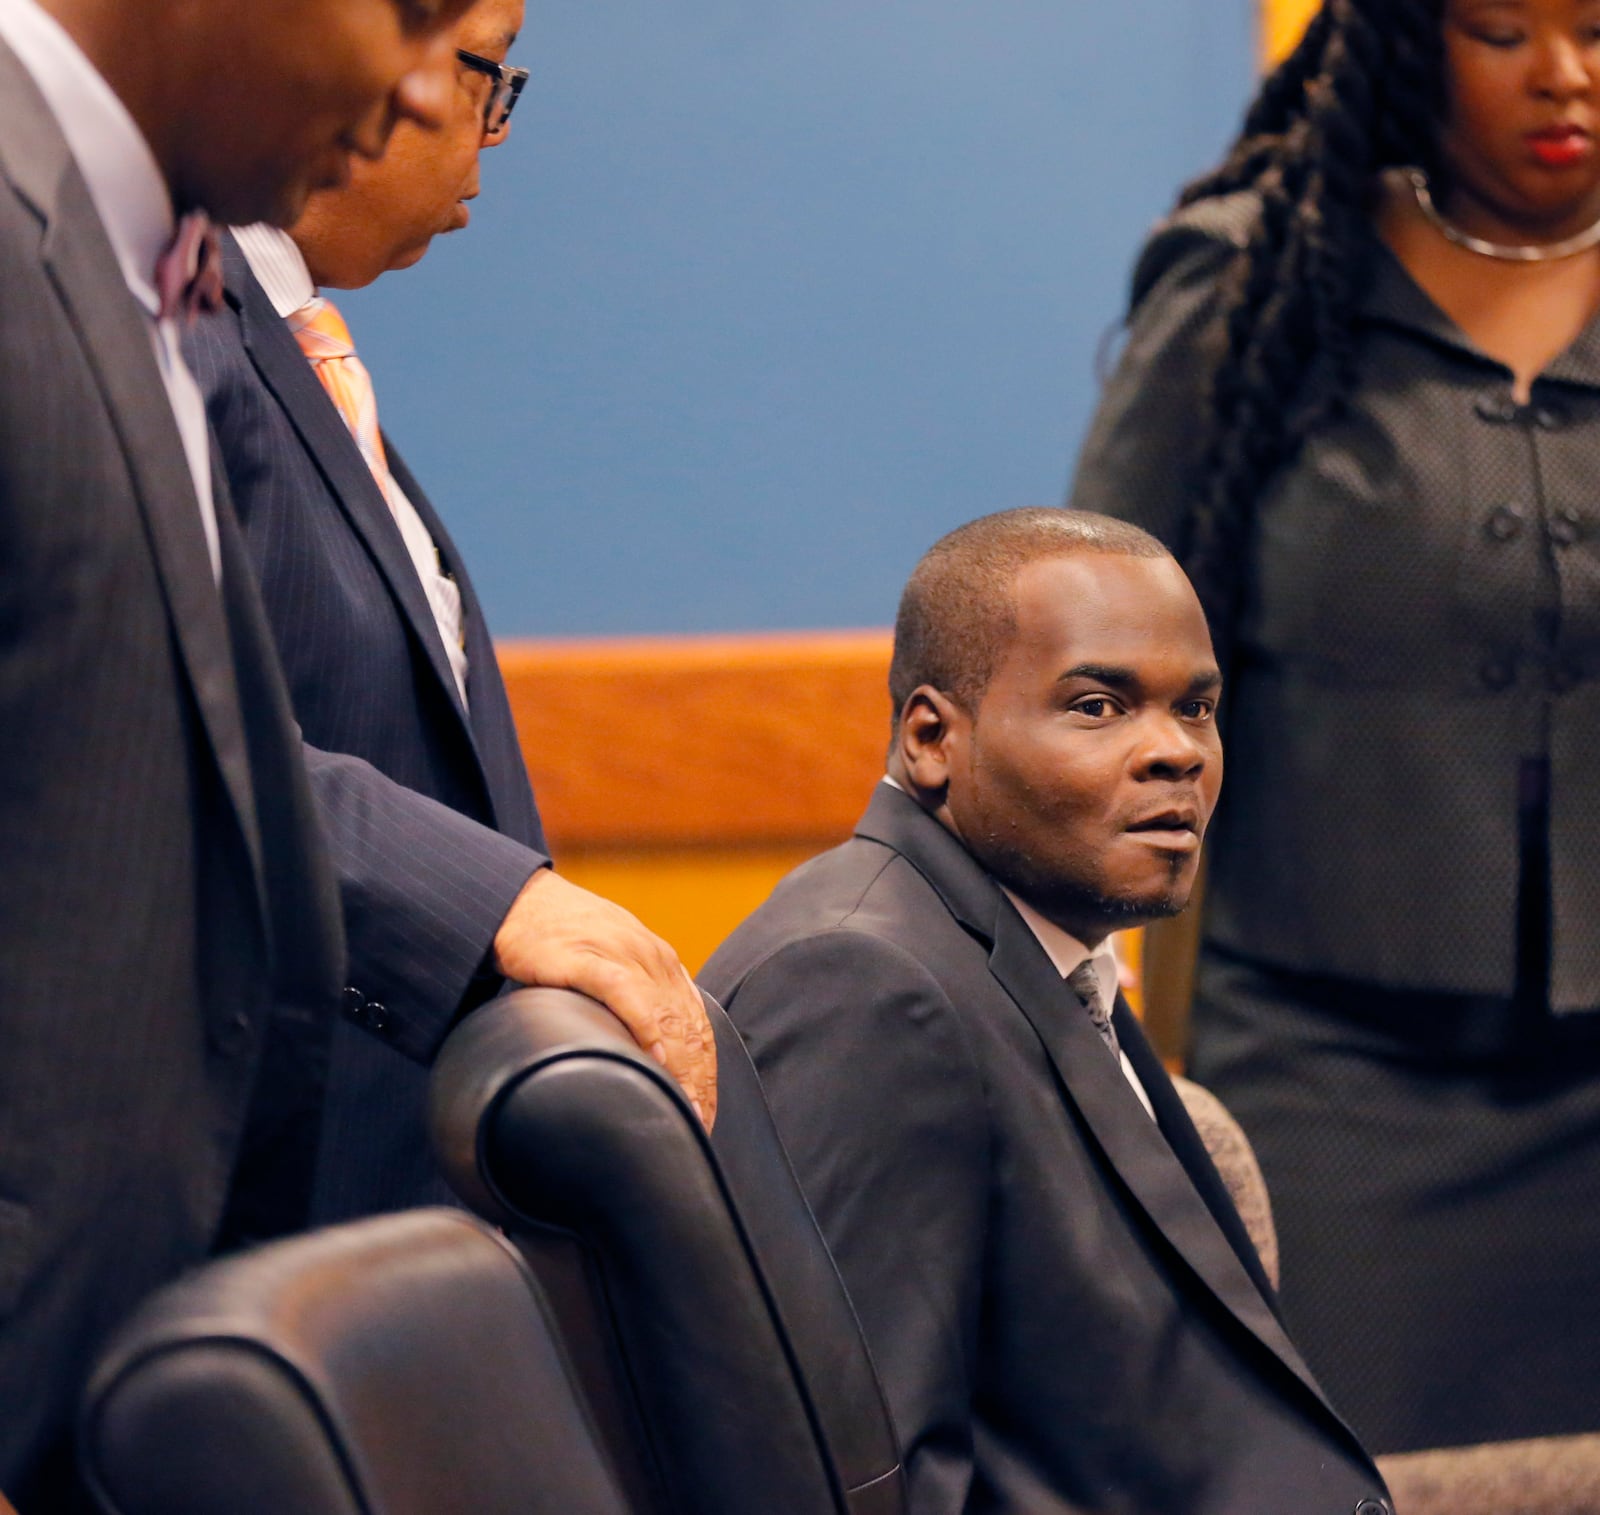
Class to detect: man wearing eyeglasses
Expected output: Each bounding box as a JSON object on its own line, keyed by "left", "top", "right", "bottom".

{"left": 184, "top": 0, "right": 716, "bottom": 1228}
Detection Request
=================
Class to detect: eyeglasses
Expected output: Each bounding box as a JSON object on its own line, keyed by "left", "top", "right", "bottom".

{"left": 456, "top": 49, "right": 528, "bottom": 135}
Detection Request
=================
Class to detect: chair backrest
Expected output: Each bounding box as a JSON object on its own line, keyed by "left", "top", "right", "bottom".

{"left": 1172, "top": 1073, "right": 1280, "bottom": 1289}
{"left": 429, "top": 987, "right": 906, "bottom": 1515}
{"left": 80, "top": 1209, "right": 631, "bottom": 1515}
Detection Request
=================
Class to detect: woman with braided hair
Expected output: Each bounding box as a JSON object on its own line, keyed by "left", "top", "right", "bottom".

{"left": 1073, "top": 0, "right": 1600, "bottom": 1455}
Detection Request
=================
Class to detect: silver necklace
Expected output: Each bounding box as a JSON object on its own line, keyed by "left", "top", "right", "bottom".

{"left": 1408, "top": 168, "right": 1600, "bottom": 262}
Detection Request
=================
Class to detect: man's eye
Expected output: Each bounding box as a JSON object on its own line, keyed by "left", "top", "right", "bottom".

{"left": 1071, "top": 697, "right": 1118, "bottom": 719}
{"left": 1178, "top": 700, "right": 1215, "bottom": 722}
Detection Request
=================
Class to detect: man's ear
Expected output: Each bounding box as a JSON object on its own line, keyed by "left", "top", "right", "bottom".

{"left": 894, "top": 685, "right": 963, "bottom": 800}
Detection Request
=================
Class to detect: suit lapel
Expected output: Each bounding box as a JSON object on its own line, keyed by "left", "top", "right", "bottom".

{"left": 857, "top": 786, "right": 1340, "bottom": 1421}
{"left": 1113, "top": 999, "right": 1284, "bottom": 1309}
{"left": 0, "top": 46, "right": 266, "bottom": 897}
{"left": 385, "top": 446, "right": 543, "bottom": 849}
{"left": 219, "top": 235, "right": 475, "bottom": 733}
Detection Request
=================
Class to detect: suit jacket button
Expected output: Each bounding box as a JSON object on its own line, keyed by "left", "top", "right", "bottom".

{"left": 1485, "top": 504, "right": 1524, "bottom": 542}
{"left": 1547, "top": 508, "right": 1582, "bottom": 546}
{"left": 1480, "top": 656, "right": 1517, "bottom": 690}
{"left": 1354, "top": 1501, "right": 1390, "bottom": 1515}
{"left": 365, "top": 1001, "right": 390, "bottom": 1033}
{"left": 211, "top": 1010, "right": 252, "bottom": 1056}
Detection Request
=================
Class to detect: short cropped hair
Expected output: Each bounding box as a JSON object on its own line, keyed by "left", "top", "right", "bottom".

{"left": 889, "top": 508, "right": 1170, "bottom": 719}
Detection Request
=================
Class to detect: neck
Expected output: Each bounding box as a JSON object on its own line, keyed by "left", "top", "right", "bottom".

{"left": 36, "top": 0, "right": 186, "bottom": 201}
{"left": 1434, "top": 175, "right": 1600, "bottom": 251}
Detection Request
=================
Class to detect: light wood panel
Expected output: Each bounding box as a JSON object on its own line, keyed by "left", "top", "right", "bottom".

{"left": 499, "top": 630, "right": 894, "bottom": 851}
{"left": 502, "top": 631, "right": 893, "bottom": 972}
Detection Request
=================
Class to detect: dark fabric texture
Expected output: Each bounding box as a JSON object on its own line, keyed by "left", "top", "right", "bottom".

{"left": 701, "top": 785, "right": 1391, "bottom": 1515}
{"left": 1071, "top": 188, "right": 1600, "bottom": 1450}
{"left": 1191, "top": 947, "right": 1600, "bottom": 1454}
{"left": 182, "top": 238, "right": 548, "bottom": 1224}
{"left": 0, "top": 42, "right": 343, "bottom": 1503}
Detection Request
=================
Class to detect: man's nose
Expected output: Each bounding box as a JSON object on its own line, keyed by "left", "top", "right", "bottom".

{"left": 393, "top": 32, "right": 459, "bottom": 131}
{"left": 1131, "top": 714, "right": 1210, "bottom": 781}
{"left": 344, "top": 34, "right": 457, "bottom": 163}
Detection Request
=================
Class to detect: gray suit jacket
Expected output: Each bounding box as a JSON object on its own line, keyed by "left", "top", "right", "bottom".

{"left": 703, "top": 786, "right": 1389, "bottom": 1515}
{"left": 0, "top": 42, "right": 343, "bottom": 1502}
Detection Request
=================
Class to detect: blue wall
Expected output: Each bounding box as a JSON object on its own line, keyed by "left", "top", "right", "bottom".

{"left": 343, "top": 0, "right": 1254, "bottom": 636}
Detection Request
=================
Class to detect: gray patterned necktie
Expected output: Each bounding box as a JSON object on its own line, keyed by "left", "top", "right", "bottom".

{"left": 1067, "top": 957, "right": 1121, "bottom": 1061}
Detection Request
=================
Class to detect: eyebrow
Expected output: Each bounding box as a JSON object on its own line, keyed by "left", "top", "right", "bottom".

{"left": 1056, "top": 663, "right": 1223, "bottom": 696}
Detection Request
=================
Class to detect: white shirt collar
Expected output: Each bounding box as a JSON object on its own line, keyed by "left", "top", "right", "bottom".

{"left": 1000, "top": 888, "right": 1120, "bottom": 1009}
{"left": 0, "top": 0, "right": 172, "bottom": 315}
{"left": 231, "top": 222, "right": 316, "bottom": 318}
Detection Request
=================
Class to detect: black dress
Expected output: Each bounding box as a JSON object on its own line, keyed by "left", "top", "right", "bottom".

{"left": 1070, "top": 188, "right": 1600, "bottom": 1452}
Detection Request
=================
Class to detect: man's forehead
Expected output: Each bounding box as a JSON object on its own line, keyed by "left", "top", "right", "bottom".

{"left": 998, "top": 550, "right": 1209, "bottom": 675}
{"left": 1010, "top": 552, "right": 1206, "bottom": 644}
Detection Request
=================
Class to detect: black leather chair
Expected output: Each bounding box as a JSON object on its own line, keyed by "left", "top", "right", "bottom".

{"left": 429, "top": 986, "right": 907, "bottom": 1515}
{"left": 79, "top": 1208, "right": 631, "bottom": 1514}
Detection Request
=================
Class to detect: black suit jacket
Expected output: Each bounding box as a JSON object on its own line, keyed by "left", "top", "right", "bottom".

{"left": 183, "top": 238, "right": 549, "bottom": 1221}
{"left": 702, "top": 786, "right": 1390, "bottom": 1514}
{"left": 0, "top": 44, "right": 343, "bottom": 1500}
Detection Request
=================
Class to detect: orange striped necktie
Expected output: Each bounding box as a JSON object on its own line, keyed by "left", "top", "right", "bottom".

{"left": 286, "top": 294, "right": 472, "bottom": 705}
{"left": 287, "top": 295, "right": 392, "bottom": 482}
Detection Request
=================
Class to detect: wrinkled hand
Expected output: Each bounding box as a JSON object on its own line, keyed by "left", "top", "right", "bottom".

{"left": 493, "top": 869, "right": 716, "bottom": 1128}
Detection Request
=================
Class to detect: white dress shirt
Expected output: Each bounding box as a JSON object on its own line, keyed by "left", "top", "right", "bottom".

{"left": 1000, "top": 888, "right": 1157, "bottom": 1119}
{"left": 0, "top": 0, "right": 220, "bottom": 581}
{"left": 232, "top": 223, "right": 471, "bottom": 708}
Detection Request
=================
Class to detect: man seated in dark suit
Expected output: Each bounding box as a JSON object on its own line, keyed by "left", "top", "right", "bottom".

{"left": 183, "top": 0, "right": 713, "bottom": 1226}
{"left": 703, "top": 508, "right": 1391, "bottom": 1514}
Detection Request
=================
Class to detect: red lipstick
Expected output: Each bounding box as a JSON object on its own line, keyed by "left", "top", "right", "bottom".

{"left": 1529, "top": 127, "right": 1593, "bottom": 167}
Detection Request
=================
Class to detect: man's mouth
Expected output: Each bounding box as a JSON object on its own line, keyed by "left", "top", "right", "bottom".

{"left": 1124, "top": 806, "right": 1202, "bottom": 851}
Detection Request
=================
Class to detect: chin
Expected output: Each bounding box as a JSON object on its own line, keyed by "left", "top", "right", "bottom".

{"left": 383, "top": 247, "right": 429, "bottom": 275}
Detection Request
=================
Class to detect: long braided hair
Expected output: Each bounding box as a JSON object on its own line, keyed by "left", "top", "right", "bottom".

{"left": 1178, "top": 0, "right": 1446, "bottom": 626}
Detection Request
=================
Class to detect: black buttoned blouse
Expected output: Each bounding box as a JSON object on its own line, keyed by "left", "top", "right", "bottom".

{"left": 1071, "top": 190, "right": 1600, "bottom": 1016}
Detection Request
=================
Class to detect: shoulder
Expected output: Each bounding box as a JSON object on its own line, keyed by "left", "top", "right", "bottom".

{"left": 707, "top": 845, "right": 990, "bottom": 1084}
{"left": 1127, "top": 188, "right": 1260, "bottom": 313}
{"left": 704, "top": 836, "right": 963, "bottom": 1004}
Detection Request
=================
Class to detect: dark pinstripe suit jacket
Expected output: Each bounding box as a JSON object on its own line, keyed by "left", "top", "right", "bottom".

{"left": 0, "top": 46, "right": 343, "bottom": 1500}
{"left": 183, "top": 238, "right": 549, "bottom": 1223}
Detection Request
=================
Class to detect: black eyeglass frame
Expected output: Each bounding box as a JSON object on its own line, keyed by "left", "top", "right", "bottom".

{"left": 456, "top": 48, "right": 528, "bottom": 134}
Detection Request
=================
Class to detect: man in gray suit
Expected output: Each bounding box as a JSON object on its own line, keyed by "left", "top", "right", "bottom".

{"left": 0, "top": 0, "right": 474, "bottom": 1503}
{"left": 703, "top": 509, "right": 1391, "bottom": 1513}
